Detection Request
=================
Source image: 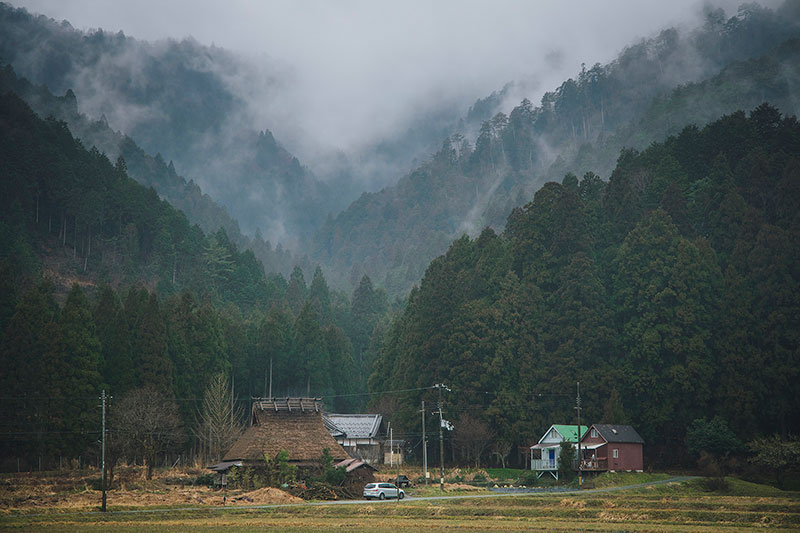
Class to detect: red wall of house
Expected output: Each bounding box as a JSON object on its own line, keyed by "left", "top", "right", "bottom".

{"left": 605, "top": 442, "right": 643, "bottom": 471}
{"left": 582, "top": 432, "right": 606, "bottom": 446}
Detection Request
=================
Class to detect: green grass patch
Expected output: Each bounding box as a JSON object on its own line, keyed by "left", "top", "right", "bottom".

{"left": 484, "top": 468, "right": 527, "bottom": 480}
{"left": 686, "top": 477, "right": 800, "bottom": 497}
{"left": 591, "top": 471, "right": 672, "bottom": 488}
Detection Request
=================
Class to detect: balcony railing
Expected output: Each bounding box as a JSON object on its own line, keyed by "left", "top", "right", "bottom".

{"left": 578, "top": 458, "right": 608, "bottom": 471}
{"left": 531, "top": 458, "right": 557, "bottom": 470}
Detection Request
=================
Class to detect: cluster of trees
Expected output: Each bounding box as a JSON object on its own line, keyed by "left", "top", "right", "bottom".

{"left": 0, "top": 3, "right": 348, "bottom": 243}
{"left": 0, "top": 63, "right": 304, "bottom": 277}
{"left": 0, "top": 92, "right": 391, "bottom": 467}
{"left": 313, "top": 2, "right": 800, "bottom": 297}
{"left": 369, "top": 105, "right": 800, "bottom": 466}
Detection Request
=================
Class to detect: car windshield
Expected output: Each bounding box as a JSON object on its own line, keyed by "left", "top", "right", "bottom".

{"left": 365, "top": 484, "right": 376, "bottom": 489}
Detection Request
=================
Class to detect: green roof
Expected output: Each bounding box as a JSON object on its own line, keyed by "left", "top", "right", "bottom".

{"left": 552, "top": 425, "right": 589, "bottom": 442}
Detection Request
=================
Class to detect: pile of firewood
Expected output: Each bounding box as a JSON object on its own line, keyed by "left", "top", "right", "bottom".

{"left": 288, "top": 481, "right": 357, "bottom": 500}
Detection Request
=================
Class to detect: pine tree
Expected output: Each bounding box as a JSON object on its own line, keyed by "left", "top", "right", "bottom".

{"left": 60, "top": 284, "right": 102, "bottom": 455}
{"left": 135, "top": 293, "right": 173, "bottom": 393}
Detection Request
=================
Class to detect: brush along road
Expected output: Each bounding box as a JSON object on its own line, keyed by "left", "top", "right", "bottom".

{"left": 19, "top": 476, "right": 696, "bottom": 517}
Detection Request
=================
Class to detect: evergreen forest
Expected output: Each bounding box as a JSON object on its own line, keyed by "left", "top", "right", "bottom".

{"left": 0, "top": 93, "right": 389, "bottom": 465}
{"left": 369, "top": 106, "right": 800, "bottom": 465}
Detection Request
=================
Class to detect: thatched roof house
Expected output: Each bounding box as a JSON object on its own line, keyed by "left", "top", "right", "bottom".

{"left": 223, "top": 397, "right": 349, "bottom": 466}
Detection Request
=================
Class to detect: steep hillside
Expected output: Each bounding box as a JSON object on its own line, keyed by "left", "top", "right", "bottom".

{"left": 0, "top": 63, "right": 301, "bottom": 276}
{"left": 0, "top": 93, "right": 389, "bottom": 462}
{"left": 0, "top": 2, "right": 334, "bottom": 242}
{"left": 313, "top": 3, "right": 800, "bottom": 296}
{"left": 370, "top": 105, "right": 800, "bottom": 464}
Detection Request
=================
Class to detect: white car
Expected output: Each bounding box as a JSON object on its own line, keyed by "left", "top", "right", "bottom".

{"left": 363, "top": 482, "right": 405, "bottom": 500}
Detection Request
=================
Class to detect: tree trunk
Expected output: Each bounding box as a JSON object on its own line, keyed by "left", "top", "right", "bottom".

{"left": 84, "top": 228, "right": 91, "bottom": 272}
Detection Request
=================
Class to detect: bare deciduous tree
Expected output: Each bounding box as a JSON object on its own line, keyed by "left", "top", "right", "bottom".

{"left": 195, "top": 373, "right": 244, "bottom": 463}
{"left": 110, "top": 386, "right": 184, "bottom": 480}
{"left": 491, "top": 439, "right": 513, "bottom": 469}
{"left": 452, "top": 413, "right": 495, "bottom": 468}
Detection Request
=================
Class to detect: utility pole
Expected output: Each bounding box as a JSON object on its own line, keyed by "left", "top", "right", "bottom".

{"left": 421, "top": 400, "right": 428, "bottom": 486}
{"left": 100, "top": 389, "right": 107, "bottom": 512}
{"left": 268, "top": 358, "right": 273, "bottom": 398}
{"left": 576, "top": 381, "right": 582, "bottom": 488}
{"left": 437, "top": 384, "right": 445, "bottom": 492}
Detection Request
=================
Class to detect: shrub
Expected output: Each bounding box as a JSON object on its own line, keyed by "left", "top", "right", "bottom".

{"left": 558, "top": 441, "right": 577, "bottom": 482}
{"left": 518, "top": 472, "right": 539, "bottom": 486}
{"left": 194, "top": 473, "right": 215, "bottom": 487}
{"left": 702, "top": 476, "right": 730, "bottom": 492}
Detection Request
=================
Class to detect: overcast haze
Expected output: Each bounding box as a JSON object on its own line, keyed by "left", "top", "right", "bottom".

{"left": 14, "top": 0, "right": 771, "bottom": 155}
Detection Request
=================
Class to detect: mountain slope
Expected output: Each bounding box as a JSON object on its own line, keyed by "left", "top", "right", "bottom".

{"left": 370, "top": 105, "right": 800, "bottom": 463}
{"left": 0, "top": 2, "right": 333, "bottom": 243}
{"left": 0, "top": 90, "right": 283, "bottom": 308}
{"left": 0, "top": 62, "right": 302, "bottom": 276}
{"left": 312, "top": 3, "right": 800, "bottom": 296}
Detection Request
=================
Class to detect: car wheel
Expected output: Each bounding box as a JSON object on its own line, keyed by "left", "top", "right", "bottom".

{"left": 399, "top": 492, "right": 405, "bottom": 500}
{"left": 379, "top": 493, "right": 385, "bottom": 500}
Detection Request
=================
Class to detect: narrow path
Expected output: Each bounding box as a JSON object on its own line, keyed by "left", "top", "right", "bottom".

{"left": 11, "top": 476, "right": 696, "bottom": 518}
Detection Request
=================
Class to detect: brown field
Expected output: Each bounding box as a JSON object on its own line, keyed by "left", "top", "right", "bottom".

{"left": 1, "top": 467, "right": 798, "bottom": 531}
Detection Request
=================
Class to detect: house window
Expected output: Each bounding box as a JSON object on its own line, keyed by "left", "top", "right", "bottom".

{"left": 612, "top": 449, "right": 619, "bottom": 459}
{"left": 591, "top": 429, "right": 597, "bottom": 438}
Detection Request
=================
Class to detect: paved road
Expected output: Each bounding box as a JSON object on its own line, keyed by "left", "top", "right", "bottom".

{"left": 18, "top": 476, "right": 695, "bottom": 518}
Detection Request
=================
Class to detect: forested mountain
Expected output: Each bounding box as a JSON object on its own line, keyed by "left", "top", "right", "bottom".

{"left": 312, "top": 3, "right": 800, "bottom": 297}
{"left": 369, "top": 106, "right": 800, "bottom": 465}
{"left": 0, "top": 62, "right": 301, "bottom": 276}
{"left": 0, "top": 92, "right": 390, "bottom": 461}
{"left": 0, "top": 2, "right": 339, "bottom": 243}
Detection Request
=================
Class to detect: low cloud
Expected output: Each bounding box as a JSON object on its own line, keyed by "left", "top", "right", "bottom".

{"left": 15, "top": 0, "right": 775, "bottom": 163}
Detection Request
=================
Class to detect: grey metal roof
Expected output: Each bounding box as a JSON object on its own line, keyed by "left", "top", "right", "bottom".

{"left": 325, "top": 414, "right": 383, "bottom": 439}
{"left": 592, "top": 424, "right": 644, "bottom": 444}
{"left": 323, "top": 416, "right": 346, "bottom": 438}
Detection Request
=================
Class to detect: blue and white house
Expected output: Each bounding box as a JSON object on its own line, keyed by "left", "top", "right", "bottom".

{"left": 529, "top": 424, "right": 588, "bottom": 479}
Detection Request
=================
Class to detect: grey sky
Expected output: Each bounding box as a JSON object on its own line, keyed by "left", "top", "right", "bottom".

{"left": 14, "top": 0, "right": 766, "bottom": 153}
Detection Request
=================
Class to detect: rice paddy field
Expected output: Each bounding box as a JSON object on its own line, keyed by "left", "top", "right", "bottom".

{"left": 1, "top": 471, "right": 798, "bottom": 531}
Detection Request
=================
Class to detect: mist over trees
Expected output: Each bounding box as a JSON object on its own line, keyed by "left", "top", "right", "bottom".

{"left": 312, "top": 3, "right": 800, "bottom": 296}
{"left": 0, "top": 62, "right": 303, "bottom": 278}
{"left": 0, "top": 2, "right": 345, "bottom": 244}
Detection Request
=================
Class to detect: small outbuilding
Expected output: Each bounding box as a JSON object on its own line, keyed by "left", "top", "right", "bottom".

{"left": 335, "top": 457, "right": 377, "bottom": 491}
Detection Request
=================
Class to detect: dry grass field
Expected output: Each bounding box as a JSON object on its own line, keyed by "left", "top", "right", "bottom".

{"left": 0, "top": 467, "right": 798, "bottom": 531}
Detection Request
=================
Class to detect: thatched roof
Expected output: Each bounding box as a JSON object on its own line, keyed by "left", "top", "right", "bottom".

{"left": 223, "top": 398, "right": 349, "bottom": 464}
